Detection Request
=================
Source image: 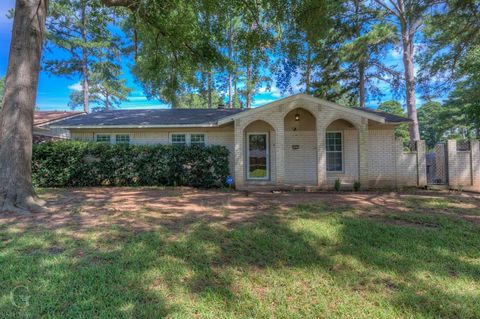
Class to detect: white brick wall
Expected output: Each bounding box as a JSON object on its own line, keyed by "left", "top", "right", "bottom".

{"left": 446, "top": 140, "right": 475, "bottom": 188}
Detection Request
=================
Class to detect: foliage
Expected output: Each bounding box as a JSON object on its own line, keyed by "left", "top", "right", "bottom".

{"left": 176, "top": 92, "right": 223, "bottom": 109}
{"left": 378, "top": 100, "right": 409, "bottom": 141}
{"left": 69, "top": 60, "right": 132, "bottom": 111}
{"left": 117, "top": 0, "right": 287, "bottom": 108}
{"left": 353, "top": 180, "right": 361, "bottom": 191}
{"left": 32, "top": 141, "right": 230, "bottom": 188}
{"left": 334, "top": 178, "right": 341, "bottom": 191}
{"left": 420, "top": 0, "right": 480, "bottom": 138}
{"left": 275, "top": 1, "right": 397, "bottom": 107}
{"left": 417, "top": 101, "right": 444, "bottom": 149}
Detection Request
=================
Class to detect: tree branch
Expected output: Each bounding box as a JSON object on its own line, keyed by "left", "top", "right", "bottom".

{"left": 373, "top": 0, "right": 402, "bottom": 19}
{"left": 101, "top": 0, "right": 136, "bottom": 8}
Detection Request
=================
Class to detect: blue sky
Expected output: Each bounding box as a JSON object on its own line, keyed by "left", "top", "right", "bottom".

{"left": 0, "top": 1, "right": 423, "bottom": 111}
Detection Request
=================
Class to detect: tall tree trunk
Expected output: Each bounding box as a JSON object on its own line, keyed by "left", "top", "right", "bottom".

{"left": 354, "top": 0, "right": 366, "bottom": 108}
{"left": 305, "top": 45, "right": 312, "bottom": 94}
{"left": 401, "top": 31, "right": 420, "bottom": 141}
{"left": 396, "top": 0, "right": 420, "bottom": 142}
{"left": 81, "top": 2, "right": 89, "bottom": 113}
{"left": 0, "top": 0, "right": 48, "bottom": 213}
{"left": 358, "top": 61, "right": 366, "bottom": 108}
{"left": 207, "top": 69, "right": 213, "bottom": 108}
{"left": 105, "top": 92, "right": 109, "bottom": 111}
{"left": 228, "top": 21, "right": 233, "bottom": 108}
{"left": 246, "top": 65, "right": 252, "bottom": 108}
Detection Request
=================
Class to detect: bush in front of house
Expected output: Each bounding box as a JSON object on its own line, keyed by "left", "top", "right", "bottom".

{"left": 32, "top": 141, "right": 230, "bottom": 188}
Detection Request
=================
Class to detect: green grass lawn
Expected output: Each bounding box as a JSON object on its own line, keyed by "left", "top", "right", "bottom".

{"left": 1, "top": 189, "right": 480, "bottom": 318}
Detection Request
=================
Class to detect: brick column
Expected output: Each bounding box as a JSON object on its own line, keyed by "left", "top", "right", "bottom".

{"left": 416, "top": 140, "right": 427, "bottom": 187}
{"left": 275, "top": 126, "right": 285, "bottom": 186}
{"left": 470, "top": 140, "right": 480, "bottom": 187}
{"left": 446, "top": 140, "right": 457, "bottom": 187}
{"left": 234, "top": 119, "right": 245, "bottom": 189}
{"left": 358, "top": 118, "right": 369, "bottom": 189}
{"left": 316, "top": 121, "right": 327, "bottom": 188}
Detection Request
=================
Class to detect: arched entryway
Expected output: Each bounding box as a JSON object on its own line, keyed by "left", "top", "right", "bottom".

{"left": 284, "top": 108, "right": 317, "bottom": 185}
{"left": 244, "top": 120, "right": 276, "bottom": 182}
{"left": 325, "top": 119, "right": 359, "bottom": 185}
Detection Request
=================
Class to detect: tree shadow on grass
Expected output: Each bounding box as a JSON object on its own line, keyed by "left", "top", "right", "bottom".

{"left": 334, "top": 214, "right": 480, "bottom": 318}
{"left": 1, "top": 193, "right": 480, "bottom": 318}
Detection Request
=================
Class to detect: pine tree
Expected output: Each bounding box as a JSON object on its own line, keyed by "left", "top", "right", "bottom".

{"left": 370, "top": 0, "right": 439, "bottom": 141}
{"left": 45, "top": 0, "right": 124, "bottom": 113}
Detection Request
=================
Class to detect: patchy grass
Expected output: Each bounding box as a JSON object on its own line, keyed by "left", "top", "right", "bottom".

{"left": 1, "top": 188, "right": 480, "bottom": 318}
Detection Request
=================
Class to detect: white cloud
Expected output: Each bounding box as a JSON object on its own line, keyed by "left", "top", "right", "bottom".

{"left": 68, "top": 82, "right": 82, "bottom": 91}
{"left": 252, "top": 98, "right": 276, "bottom": 106}
{"left": 389, "top": 47, "right": 402, "bottom": 58}
{"left": 258, "top": 85, "right": 283, "bottom": 98}
{"left": 128, "top": 96, "right": 148, "bottom": 101}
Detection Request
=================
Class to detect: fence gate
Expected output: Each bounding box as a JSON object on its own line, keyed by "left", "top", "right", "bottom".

{"left": 426, "top": 142, "right": 448, "bottom": 185}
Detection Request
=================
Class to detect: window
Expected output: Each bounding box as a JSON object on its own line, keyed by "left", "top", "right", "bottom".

{"left": 96, "top": 134, "right": 111, "bottom": 143}
{"left": 190, "top": 134, "right": 205, "bottom": 147}
{"left": 171, "top": 134, "right": 186, "bottom": 145}
{"left": 247, "top": 133, "right": 269, "bottom": 179}
{"left": 115, "top": 134, "right": 130, "bottom": 145}
{"left": 326, "top": 132, "right": 343, "bottom": 172}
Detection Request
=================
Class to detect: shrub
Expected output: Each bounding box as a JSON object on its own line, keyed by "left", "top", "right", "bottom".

{"left": 353, "top": 181, "right": 361, "bottom": 191}
{"left": 334, "top": 178, "right": 341, "bottom": 192}
{"left": 32, "top": 141, "right": 230, "bottom": 188}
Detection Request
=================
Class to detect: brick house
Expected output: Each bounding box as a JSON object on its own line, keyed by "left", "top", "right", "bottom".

{"left": 52, "top": 94, "right": 427, "bottom": 190}
{"left": 34, "top": 111, "right": 84, "bottom": 143}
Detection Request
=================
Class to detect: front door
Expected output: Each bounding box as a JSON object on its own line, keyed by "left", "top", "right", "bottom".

{"left": 247, "top": 133, "right": 269, "bottom": 180}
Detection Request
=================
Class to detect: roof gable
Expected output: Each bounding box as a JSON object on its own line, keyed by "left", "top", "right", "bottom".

{"left": 218, "top": 94, "right": 397, "bottom": 125}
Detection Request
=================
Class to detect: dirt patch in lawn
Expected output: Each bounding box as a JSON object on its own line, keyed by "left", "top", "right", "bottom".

{"left": 0, "top": 188, "right": 479, "bottom": 234}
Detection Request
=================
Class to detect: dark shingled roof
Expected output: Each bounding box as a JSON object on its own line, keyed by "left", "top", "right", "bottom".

{"left": 352, "top": 107, "right": 412, "bottom": 123}
{"left": 53, "top": 105, "right": 410, "bottom": 128}
{"left": 53, "top": 108, "right": 247, "bottom": 127}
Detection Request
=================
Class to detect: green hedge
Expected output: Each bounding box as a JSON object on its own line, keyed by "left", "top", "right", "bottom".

{"left": 32, "top": 141, "right": 230, "bottom": 188}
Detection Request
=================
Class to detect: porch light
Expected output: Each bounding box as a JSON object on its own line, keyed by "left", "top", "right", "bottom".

{"left": 295, "top": 113, "right": 300, "bottom": 121}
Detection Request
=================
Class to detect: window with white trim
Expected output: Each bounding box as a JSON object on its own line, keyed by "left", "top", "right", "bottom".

{"left": 115, "top": 134, "right": 130, "bottom": 145}
{"left": 96, "top": 134, "right": 111, "bottom": 143}
{"left": 326, "top": 132, "right": 343, "bottom": 172}
{"left": 190, "top": 134, "right": 206, "bottom": 147}
{"left": 171, "top": 134, "right": 187, "bottom": 145}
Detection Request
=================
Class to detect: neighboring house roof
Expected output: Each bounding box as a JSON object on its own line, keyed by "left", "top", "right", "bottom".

{"left": 52, "top": 94, "right": 410, "bottom": 128}
{"left": 34, "top": 111, "right": 85, "bottom": 127}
